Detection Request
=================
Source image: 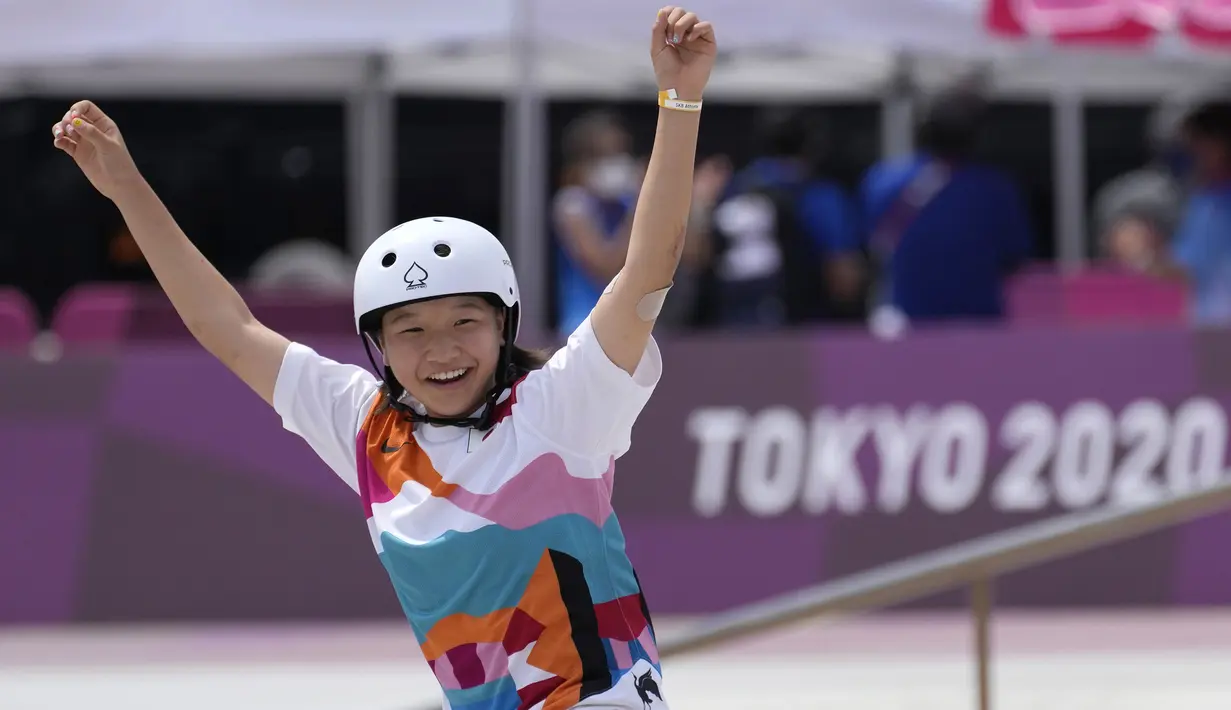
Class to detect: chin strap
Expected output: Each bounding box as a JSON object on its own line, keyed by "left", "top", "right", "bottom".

{"left": 359, "top": 311, "right": 518, "bottom": 432}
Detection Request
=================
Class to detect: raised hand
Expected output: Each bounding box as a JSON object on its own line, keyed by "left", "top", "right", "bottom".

{"left": 650, "top": 6, "right": 717, "bottom": 104}
{"left": 51, "top": 101, "right": 143, "bottom": 201}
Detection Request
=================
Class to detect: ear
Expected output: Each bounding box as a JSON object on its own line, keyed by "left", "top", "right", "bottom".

{"left": 496, "top": 310, "right": 507, "bottom": 345}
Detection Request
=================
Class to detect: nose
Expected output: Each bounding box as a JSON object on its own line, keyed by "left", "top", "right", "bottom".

{"left": 422, "top": 333, "right": 462, "bottom": 363}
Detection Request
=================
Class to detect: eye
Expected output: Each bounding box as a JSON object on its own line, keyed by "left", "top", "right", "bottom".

{"left": 400, "top": 326, "right": 424, "bottom": 334}
{"left": 455, "top": 318, "right": 475, "bottom": 327}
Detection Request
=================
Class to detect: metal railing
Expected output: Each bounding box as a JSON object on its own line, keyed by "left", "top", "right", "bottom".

{"left": 409, "top": 479, "right": 1231, "bottom": 710}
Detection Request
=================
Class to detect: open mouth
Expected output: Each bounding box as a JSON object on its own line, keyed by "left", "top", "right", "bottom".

{"left": 424, "top": 368, "right": 470, "bottom": 387}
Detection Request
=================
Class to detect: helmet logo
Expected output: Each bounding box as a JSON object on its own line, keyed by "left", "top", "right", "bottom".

{"left": 404, "top": 263, "right": 429, "bottom": 290}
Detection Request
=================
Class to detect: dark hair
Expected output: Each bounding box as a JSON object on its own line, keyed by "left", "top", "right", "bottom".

{"left": 753, "top": 107, "right": 830, "bottom": 161}
{"left": 915, "top": 87, "right": 988, "bottom": 161}
{"left": 755, "top": 107, "right": 810, "bottom": 157}
{"left": 1182, "top": 100, "right": 1231, "bottom": 148}
{"left": 509, "top": 343, "right": 552, "bottom": 375}
{"left": 562, "top": 110, "right": 627, "bottom": 167}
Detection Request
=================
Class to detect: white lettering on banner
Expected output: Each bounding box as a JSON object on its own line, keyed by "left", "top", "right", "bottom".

{"left": 687, "top": 397, "right": 1231, "bottom": 517}
{"left": 802, "top": 407, "right": 869, "bottom": 515}
{"left": 1111, "top": 399, "right": 1169, "bottom": 506}
{"left": 1053, "top": 401, "right": 1115, "bottom": 510}
{"left": 992, "top": 402, "right": 1054, "bottom": 511}
{"left": 688, "top": 408, "right": 747, "bottom": 517}
{"left": 918, "top": 404, "right": 988, "bottom": 513}
{"left": 871, "top": 405, "right": 930, "bottom": 514}
{"left": 737, "top": 407, "right": 807, "bottom": 517}
{"left": 1168, "top": 398, "right": 1227, "bottom": 494}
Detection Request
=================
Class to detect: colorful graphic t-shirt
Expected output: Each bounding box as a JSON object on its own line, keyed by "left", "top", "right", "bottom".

{"left": 272, "top": 317, "right": 667, "bottom": 710}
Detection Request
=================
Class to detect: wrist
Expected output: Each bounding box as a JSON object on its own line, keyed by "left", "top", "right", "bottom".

{"left": 657, "top": 88, "right": 704, "bottom": 113}
{"left": 110, "top": 172, "right": 154, "bottom": 208}
{"left": 657, "top": 83, "right": 703, "bottom": 99}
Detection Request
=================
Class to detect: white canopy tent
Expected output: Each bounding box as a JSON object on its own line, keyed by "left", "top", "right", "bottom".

{"left": 3, "top": 0, "right": 1227, "bottom": 98}
{"left": 2, "top": 0, "right": 1228, "bottom": 335}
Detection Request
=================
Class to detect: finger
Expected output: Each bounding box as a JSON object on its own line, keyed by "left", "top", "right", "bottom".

{"left": 674, "top": 12, "right": 699, "bottom": 43}
{"left": 69, "top": 100, "right": 116, "bottom": 133}
{"left": 654, "top": 6, "right": 671, "bottom": 32}
{"left": 687, "top": 20, "right": 714, "bottom": 44}
{"left": 651, "top": 6, "right": 671, "bottom": 52}
{"left": 52, "top": 110, "right": 72, "bottom": 138}
{"left": 66, "top": 116, "right": 104, "bottom": 143}
{"left": 666, "top": 6, "right": 687, "bottom": 44}
{"left": 53, "top": 136, "right": 78, "bottom": 157}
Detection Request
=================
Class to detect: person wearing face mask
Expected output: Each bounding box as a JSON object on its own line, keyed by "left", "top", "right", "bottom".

{"left": 552, "top": 111, "right": 641, "bottom": 336}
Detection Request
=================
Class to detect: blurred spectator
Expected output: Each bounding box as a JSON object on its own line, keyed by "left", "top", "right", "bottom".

{"left": 860, "top": 84, "right": 1032, "bottom": 323}
{"left": 1158, "top": 99, "right": 1231, "bottom": 325}
{"left": 1102, "top": 216, "right": 1166, "bottom": 273}
{"left": 249, "top": 239, "right": 355, "bottom": 296}
{"left": 699, "top": 108, "right": 864, "bottom": 329}
{"left": 655, "top": 153, "right": 732, "bottom": 330}
{"left": 551, "top": 110, "right": 638, "bottom": 336}
{"left": 1093, "top": 98, "right": 1188, "bottom": 271}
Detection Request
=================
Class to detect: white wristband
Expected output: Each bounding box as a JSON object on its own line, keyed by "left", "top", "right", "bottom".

{"left": 658, "top": 89, "right": 702, "bottom": 112}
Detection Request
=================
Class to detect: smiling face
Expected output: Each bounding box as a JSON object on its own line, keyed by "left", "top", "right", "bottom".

{"left": 379, "top": 295, "right": 505, "bottom": 418}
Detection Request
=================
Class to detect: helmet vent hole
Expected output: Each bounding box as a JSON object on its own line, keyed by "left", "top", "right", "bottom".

{"left": 381, "top": 252, "right": 397, "bottom": 268}
{"left": 433, "top": 243, "right": 452, "bottom": 258}
{"left": 432, "top": 218, "right": 444, "bottom": 223}
{"left": 509, "top": 287, "right": 514, "bottom": 296}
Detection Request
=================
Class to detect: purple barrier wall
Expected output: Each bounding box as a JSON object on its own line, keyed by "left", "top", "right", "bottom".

{"left": 5, "top": 324, "right": 1231, "bottom": 625}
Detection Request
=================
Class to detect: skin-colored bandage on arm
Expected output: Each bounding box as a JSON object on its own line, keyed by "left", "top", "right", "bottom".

{"left": 603, "top": 272, "right": 673, "bottom": 322}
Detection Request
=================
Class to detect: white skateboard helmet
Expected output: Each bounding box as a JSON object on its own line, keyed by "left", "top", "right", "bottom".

{"left": 354, "top": 217, "right": 519, "bottom": 336}
{"left": 353, "top": 217, "right": 521, "bottom": 427}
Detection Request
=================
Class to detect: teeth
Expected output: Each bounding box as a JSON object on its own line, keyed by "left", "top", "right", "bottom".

{"left": 427, "top": 368, "right": 467, "bottom": 382}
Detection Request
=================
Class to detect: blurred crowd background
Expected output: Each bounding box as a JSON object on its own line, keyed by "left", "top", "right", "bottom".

{"left": 10, "top": 1, "right": 1231, "bottom": 708}
{"left": 4, "top": 84, "right": 1231, "bottom": 337}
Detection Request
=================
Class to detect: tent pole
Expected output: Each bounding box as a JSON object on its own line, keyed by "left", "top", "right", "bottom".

{"left": 503, "top": 0, "right": 549, "bottom": 342}
{"left": 1052, "top": 89, "right": 1087, "bottom": 269}
{"left": 345, "top": 52, "right": 395, "bottom": 256}
{"left": 881, "top": 52, "right": 915, "bottom": 159}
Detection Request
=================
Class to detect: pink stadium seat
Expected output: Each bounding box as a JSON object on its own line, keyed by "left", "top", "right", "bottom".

{"left": 53, "top": 282, "right": 355, "bottom": 348}
{"left": 1005, "top": 267, "right": 1066, "bottom": 323}
{"left": 240, "top": 288, "right": 354, "bottom": 337}
{"left": 1007, "top": 265, "right": 1187, "bottom": 326}
{"left": 51, "top": 283, "right": 140, "bottom": 346}
{"left": 1064, "top": 269, "right": 1186, "bottom": 325}
{"left": 0, "top": 288, "right": 38, "bottom": 350}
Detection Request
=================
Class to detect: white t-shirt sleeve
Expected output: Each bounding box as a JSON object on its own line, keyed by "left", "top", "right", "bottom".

{"left": 273, "top": 342, "right": 381, "bottom": 494}
{"left": 513, "top": 316, "right": 662, "bottom": 461}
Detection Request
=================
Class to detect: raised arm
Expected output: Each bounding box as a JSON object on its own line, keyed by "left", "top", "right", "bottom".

{"left": 52, "top": 102, "right": 289, "bottom": 406}
{"left": 590, "top": 6, "right": 716, "bottom": 374}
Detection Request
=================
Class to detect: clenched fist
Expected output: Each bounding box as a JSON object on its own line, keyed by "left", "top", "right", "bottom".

{"left": 650, "top": 6, "right": 717, "bottom": 104}
{"left": 51, "top": 101, "right": 143, "bottom": 201}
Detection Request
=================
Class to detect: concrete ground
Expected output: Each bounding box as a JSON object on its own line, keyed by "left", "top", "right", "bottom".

{"left": 4, "top": 610, "right": 1231, "bottom": 709}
